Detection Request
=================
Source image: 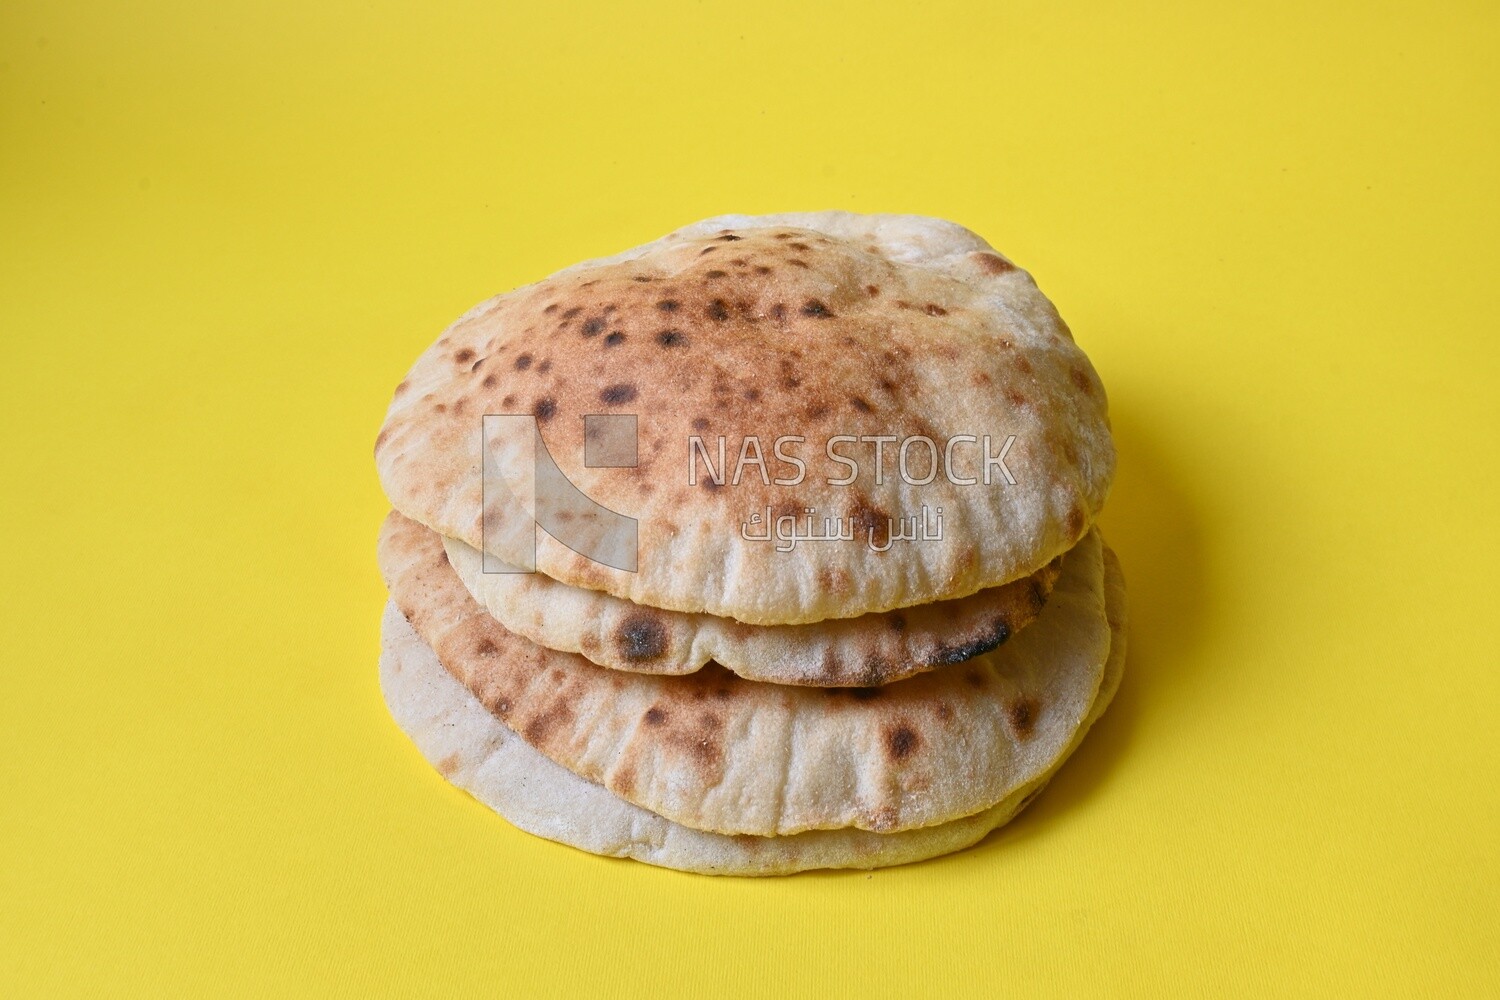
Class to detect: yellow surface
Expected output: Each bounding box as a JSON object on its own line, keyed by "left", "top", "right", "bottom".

{"left": 2, "top": 1, "right": 1496, "bottom": 995}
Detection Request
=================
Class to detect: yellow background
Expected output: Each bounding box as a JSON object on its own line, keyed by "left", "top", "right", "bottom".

{"left": 3, "top": 1, "right": 1496, "bottom": 995}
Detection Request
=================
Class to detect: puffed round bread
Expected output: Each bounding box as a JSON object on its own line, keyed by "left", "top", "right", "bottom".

{"left": 378, "top": 510, "right": 1114, "bottom": 837}
{"left": 375, "top": 212, "right": 1114, "bottom": 624}
{"left": 377, "top": 545, "right": 1125, "bottom": 875}
{"left": 442, "top": 530, "right": 1062, "bottom": 686}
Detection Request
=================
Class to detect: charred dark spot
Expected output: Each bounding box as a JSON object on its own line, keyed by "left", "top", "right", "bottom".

{"left": 581, "top": 316, "right": 606, "bottom": 337}
{"left": 788, "top": 241, "right": 810, "bottom": 251}
{"left": 537, "top": 360, "right": 552, "bottom": 373}
{"left": 705, "top": 269, "right": 728, "bottom": 279}
{"left": 454, "top": 348, "right": 476, "bottom": 364}
{"left": 1009, "top": 698, "right": 1040, "bottom": 739}
{"left": 801, "top": 299, "right": 833, "bottom": 318}
{"left": 1029, "top": 577, "right": 1049, "bottom": 611}
{"left": 849, "top": 498, "right": 891, "bottom": 549}
{"left": 632, "top": 275, "right": 654, "bottom": 282}
{"left": 543, "top": 303, "right": 559, "bottom": 314}
{"left": 742, "top": 388, "right": 760, "bottom": 402}
{"left": 522, "top": 702, "right": 575, "bottom": 745}
{"left": 888, "top": 612, "right": 906, "bottom": 633}
{"left": 643, "top": 706, "right": 667, "bottom": 726}
{"left": 885, "top": 725, "right": 920, "bottom": 760}
{"left": 656, "top": 329, "right": 685, "bottom": 347}
{"left": 770, "top": 303, "right": 787, "bottom": 321}
{"left": 859, "top": 655, "right": 893, "bottom": 686}
{"left": 514, "top": 354, "right": 533, "bottom": 370}
{"left": 964, "top": 669, "right": 987, "bottom": 689}
{"left": 849, "top": 396, "right": 872, "bottom": 413}
{"left": 866, "top": 284, "right": 881, "bottom": 296}
{"left": 616, "top": 613, "right": 667, "bottom": 661}
{"left": 755, "top": 265, "right": 772, "bottom": 275}
{"left": 707, "top": 299, "right": 730, "bottom": 322}
{"left": 717, "top": 233, "right": 742, "bottom": 241}
{"left": 663, "top": 709, "right": 726, "bottom": 768}
{"left": 974, "top": 252, "right": 1017, "bottom": 275}
{"left": 533, "top": 397, "right": 557, "bottom": 422}
{"left": 656, "top": 299, "right": 680, "bottom": 313}
{"left": 604, "top": 331, "right": 626, "bottom": 346}
{"left": 788, "top": 259, "right": 810, "bottom": 269}
{"left": 561, "top": 306, "right": 583, "bottom": 320}
{"left": 699, "top": 246, "right": 718, "bottom": 256}
{"left": 924, "top": 303, "right": 948, "bottom": 316}
{"left": 474, "top": 637, "right": 498, "bottom": 657}
{"left": 929, "top": 620, "right": 1011, "bottom": 666}
{"left": 501, "top": 393, "right": 516, "bottom": 407}
{"left": 600, "top": 383, "right": 638, "bottom": 405}
{"left": 691, "top": 417, "right": 710, "bottom": 431}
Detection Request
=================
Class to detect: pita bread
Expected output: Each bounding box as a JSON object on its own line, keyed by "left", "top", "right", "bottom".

{"left": 378, "top": 510, "right": 1112, "bottom": 836}
{"left": 377, "top": 547, "right": 1124, "bottom": 874}
{"left": 375, "top": 212, "right": 1114, "bottom": 624}
{"left": 442, "top": 531, "right": 1061, "bottom": 686}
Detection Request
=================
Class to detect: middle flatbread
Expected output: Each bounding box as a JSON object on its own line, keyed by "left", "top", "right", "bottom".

{"left": 442, "top": 532, "right": 1061, "bottom": 687}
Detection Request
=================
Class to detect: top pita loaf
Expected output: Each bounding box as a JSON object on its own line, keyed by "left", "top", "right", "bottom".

{"left": 376, "top": 212, "right": 1114, "bottom": 623}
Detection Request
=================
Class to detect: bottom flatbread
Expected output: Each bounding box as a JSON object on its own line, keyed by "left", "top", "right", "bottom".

{"left": 377, "top": 548, "right": 1126, "bottom": 876}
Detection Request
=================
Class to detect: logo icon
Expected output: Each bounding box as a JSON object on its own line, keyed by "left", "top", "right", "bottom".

{"left": 480, "top": 413, "right": 639, "bottom": 573}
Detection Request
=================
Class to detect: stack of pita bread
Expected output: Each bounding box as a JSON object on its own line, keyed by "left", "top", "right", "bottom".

{"left": 374, "top": 213, "right": 1124, "bottom": 875}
